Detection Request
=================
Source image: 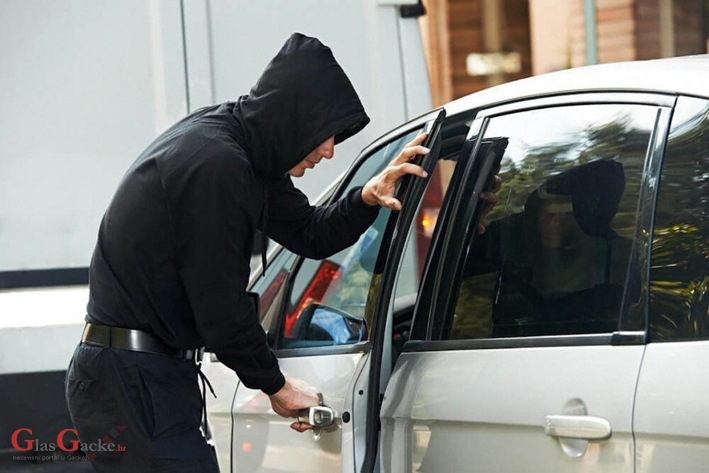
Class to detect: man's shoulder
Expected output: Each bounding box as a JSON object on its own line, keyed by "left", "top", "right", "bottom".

{"left": 153, "top": 121, "right": 252, "bottom": 177}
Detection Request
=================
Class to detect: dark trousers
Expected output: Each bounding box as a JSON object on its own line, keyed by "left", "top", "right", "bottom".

{"left": 65, "top": 344, "right": 219, "bottom": 472}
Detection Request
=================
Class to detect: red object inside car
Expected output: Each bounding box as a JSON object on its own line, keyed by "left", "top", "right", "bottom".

{"left": 284, "top": 260, "right": 342, "bottom": 337}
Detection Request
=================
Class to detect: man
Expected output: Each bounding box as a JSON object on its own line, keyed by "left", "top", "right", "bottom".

{"left": 65, "top": 33, "right": 432, "bottom": 471}
{"left": 457, "top": 159, "right": 635, "bottom": 338}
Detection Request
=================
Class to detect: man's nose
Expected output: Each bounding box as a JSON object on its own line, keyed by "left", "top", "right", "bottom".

{"left": 544, "top": 214, "right": 562, "bottom": 227}
{"left": 318, "top": 137, "right": 335, "bottom": 159}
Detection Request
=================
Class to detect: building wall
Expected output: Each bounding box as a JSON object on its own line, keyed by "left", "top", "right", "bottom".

{"left": 503, "top": 1, "right": 534, "bottom": 84}
{"left": 599, "top": 0, "right": 637, "bottom": 63}
{"left": 530, "top": 0, "right": 572, "bottom": 75}
{"left": 448, "top": 0, "right": 487, "bottom": 98}
{"left": 636, "top": 0, "right": 661, "bottom": 59}
{"left": 570, "top": 0, "right": 704, "bottom": 66}
{"left": 569, "top": 0, "right": 590, "bottom": 65}
{"left": 422, "top": 0, "right": 532, "bottom": 103}
{"left": 671, "top": 0, "right": 705, "bottom": 56}
{"left": 423, "top": 0, "right": 704, "bottom": 106}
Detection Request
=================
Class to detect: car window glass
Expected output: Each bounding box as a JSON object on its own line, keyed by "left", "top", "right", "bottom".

{"left": 445, "top": 103, "right": 657, "bottom": 339}
{"left": 249, "top": 187, "right": 341, "bottom": 330}
{"left": 279, "top": 129, "right": 420, "bottom": 349}
{"left": 650, "top": 96, "right": 709, "bottom": 341}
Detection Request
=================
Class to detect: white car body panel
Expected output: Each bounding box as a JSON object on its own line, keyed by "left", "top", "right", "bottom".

{"left": 444, "top": 56, "right": 709, "bottom": 120}
{"left": 198, "top": 353, "right": 241, "bottom": 471}
{"left": 381, "top": 344, "right": 645, "bottom": 472}
{"left": 634, "top": 341, "right": 709, "bottom": 473}
{"left": 230, "top": 352, "right": 365, "bottom": 472}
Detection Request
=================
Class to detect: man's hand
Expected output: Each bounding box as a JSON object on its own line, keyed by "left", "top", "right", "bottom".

{"left": 361, "top": 133, "right": 430, "bottom": 211}
{"left": 361, "top": 131, "right": 503, "bottom": 232}
{"left": 268, "top": 379, "right": 320, "bottom": 432}
{"left": 477, "top": 172, "right": 502, "bottom": 234}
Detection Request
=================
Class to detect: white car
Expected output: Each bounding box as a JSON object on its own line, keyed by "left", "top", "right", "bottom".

{"left": 203, "top": 55, "right": 709, "bottom": 473}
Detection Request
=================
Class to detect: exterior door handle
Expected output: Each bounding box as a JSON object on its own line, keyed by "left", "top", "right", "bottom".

{"left": 296, "top": 405, "right": 336, "bottom": 428}
{"left": 543, "top": 415, "right": 612, "bottom": 441}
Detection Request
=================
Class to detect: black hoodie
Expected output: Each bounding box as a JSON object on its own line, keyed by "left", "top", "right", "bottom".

{"left": 86, "top": 33, "right": 378, "bottom": 394}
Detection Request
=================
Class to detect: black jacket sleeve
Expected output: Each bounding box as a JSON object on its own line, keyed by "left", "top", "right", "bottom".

{"left": 173, "top": 152, "right": 285, "bottom": 395}
{"left": 264, "top": 176, "right": 380, "bottom": 259}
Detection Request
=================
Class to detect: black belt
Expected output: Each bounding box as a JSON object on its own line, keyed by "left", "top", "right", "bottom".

{"left": 81, "top": 322, "right": 204, "bottom": 363}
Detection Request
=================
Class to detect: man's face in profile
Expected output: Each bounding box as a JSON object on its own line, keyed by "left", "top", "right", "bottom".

{"left": 537, "top": 196, "right": 576, "bottom": 248}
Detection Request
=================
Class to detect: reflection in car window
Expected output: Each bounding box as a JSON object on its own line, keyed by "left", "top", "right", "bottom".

{"left": 446, "top": 103, "right": 657, "bottom": 339}
{"left": 650, "top": 96, "right": 709, "bottom": 342}
{"left": 279, "top": 130, "right": 420, "bottom": 349}
{"left": 250, "top": 249, "right": 297, "bottom": 329}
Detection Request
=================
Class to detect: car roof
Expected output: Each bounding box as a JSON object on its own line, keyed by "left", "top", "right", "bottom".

{"left": 445, "top": 55, "right": 709, "bottom": 116}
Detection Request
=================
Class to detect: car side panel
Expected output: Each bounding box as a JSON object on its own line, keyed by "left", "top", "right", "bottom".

{"left": 634, "top": 342, "right": 709, "bottom": 472}
{"left": 231, "top": 352, "right": 364, "bottom": 473}
{"left": 381, "top": 346, "right": 644, "bottom": 472}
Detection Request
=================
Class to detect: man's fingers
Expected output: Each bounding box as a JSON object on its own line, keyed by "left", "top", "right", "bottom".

{"left": 388, "top": 162, "right": 428, "bottom": 180}
{"left": 290, "top": 422, "right": 314, "bottom": 432}
{"left": 393, "top": 145, "right": 430, "bottom": 165}
{"left": 407, "top": 131, "right": 429, "bottom": 147}
{"left": 391, "top": 131, "right": 429, "bottom": 165}
{"left": 381, "top": 197, "right": 402, "bottom": 211}
{"left": 269, "top": 380, "right": 322, "bottom": 420}
{"left": 489, "top": 175, "right": 503, "bottom": 193}
{"left": 360, "top": 132, "right": 434, "bottom": 209}
{"left": 479, "top": 191, "right": 500, "bottom": 204}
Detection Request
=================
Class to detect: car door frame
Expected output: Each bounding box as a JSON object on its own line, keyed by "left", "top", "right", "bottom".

{"left": 355, "top": 108, "right": 451, "bottom": 472}
{"left": 413, "top": 91, "right": 675, "bottom": 346}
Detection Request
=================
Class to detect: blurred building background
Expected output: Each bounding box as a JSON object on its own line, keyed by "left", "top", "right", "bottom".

{"left": 418, "top": 0, "right": 709, "bottom": 106}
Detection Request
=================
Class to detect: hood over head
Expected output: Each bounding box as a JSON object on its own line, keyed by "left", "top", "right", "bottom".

{"left": 235, "top": 33, "right": 370, "bottom": 179}
{"left": 525, "top": 159, "right": 626, "bottom": 238}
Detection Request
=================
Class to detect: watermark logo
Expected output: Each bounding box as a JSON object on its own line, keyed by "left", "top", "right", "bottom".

{"left": 11, "top": 426, "right": 127, "bottom": 462}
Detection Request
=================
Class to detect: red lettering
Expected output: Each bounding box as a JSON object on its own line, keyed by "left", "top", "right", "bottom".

{"left": 56, "top": 429, "right": 80, "bottom": 452}
{"left": 11, "top": 428, "right": 34, "bottom": 451}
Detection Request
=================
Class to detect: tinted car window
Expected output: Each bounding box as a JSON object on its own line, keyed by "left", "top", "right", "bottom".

{"left": 650, "top": 96, "right": 709, "bottom": 341}
{"left": 445, "top": 103, "right": 657, "bottom": 339}
{"left": 278, "top": 130, "right": 420, "bottom": 349}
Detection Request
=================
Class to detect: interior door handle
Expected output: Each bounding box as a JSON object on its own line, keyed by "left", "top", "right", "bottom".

{"left": 543, "top": 415, "right": 612, "bottom": 441}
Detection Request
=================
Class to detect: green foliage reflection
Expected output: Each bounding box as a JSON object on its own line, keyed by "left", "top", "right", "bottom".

{"left": 650, "top": 99, "right": 709, "bottom": 341}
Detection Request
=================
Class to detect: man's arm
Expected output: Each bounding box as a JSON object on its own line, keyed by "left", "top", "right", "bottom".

{"left": 172, "top": 151, "right": 321, "bottom": 430}
{"left": 265, "top": 133, "right": 433, "bottom": 257}
{"left": 173, "top": 152, "right": 285, "bottom": 392}
{"left": 264, "top": 180, "right": 379, "bottom": 260}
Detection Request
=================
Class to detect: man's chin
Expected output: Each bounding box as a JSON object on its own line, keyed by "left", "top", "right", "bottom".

{"left": 288, "top": 168, "right": 306, "bottom": 178}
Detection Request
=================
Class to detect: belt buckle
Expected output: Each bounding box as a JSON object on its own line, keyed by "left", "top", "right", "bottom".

{"left": 185, "top": 347, "right": 205, "bottom": 363}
